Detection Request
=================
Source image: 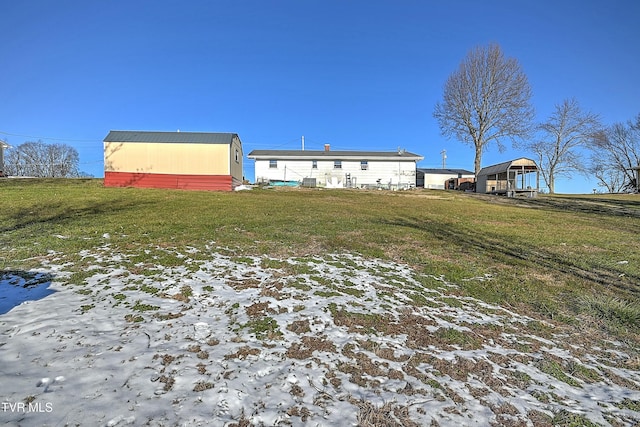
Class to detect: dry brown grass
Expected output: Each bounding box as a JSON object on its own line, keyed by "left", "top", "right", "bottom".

{"left": 286, "top": 335, "right": 336, "bottom": 359}
{"left": 224, "top": 346, "right": 261, "bottom": 360}
{"left": 352, "top": 398, "right": 423, "bottom": 427}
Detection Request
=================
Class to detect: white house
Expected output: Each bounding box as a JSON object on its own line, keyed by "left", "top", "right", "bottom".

{"left": 247, "top": 146, "right": 424, "bottom": 189}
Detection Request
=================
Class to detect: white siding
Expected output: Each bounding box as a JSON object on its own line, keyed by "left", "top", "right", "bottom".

{"left": 255, "top": 158, "right": 418, "bottom": 188}
{"left": 423, "top": 173, "right": 474, "bottom": 189}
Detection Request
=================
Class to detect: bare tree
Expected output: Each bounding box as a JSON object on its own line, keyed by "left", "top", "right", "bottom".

{"left": 4, "top": 140, "right": 80, "bottom": 177}
{"left": 526, "top": 98, "right": 601, "bottom": 194}
{"left": 433, "top": 43, "right": 535, "bottom": 175}
{"left": 589, "top": 116, "right": 640, "bottom": 193}
{"left": 589, "top": 159, "right": 626, "bottom": 193}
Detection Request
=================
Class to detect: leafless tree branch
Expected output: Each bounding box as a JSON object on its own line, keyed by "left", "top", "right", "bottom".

{"left": 434, "top": 43, "right": 535, "bottom": 175}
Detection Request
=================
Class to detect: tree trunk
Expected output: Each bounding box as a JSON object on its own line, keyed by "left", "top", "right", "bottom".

{"left": 474, "top": 144, "right": 483, "bottom": 177}
{"left": 548, "top": 174, "right": 555, "bottom": 194}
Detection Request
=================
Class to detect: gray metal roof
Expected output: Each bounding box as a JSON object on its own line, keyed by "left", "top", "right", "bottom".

{"left": 104, "top": 130, "right": 238, "bottom": 144}
{"left": 417, "top": 168, "right": 475, "bottom": 175}
{"left": 477, "top": 158, "right": 538, "bottom": 176}
{"left": 247, "top": 149, "right": 423, "bottom": 161}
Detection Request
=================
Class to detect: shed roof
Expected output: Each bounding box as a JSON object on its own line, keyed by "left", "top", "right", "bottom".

{"left": 477, "top": 158, "right": 538, "bottom": 176}
{"left": 417, "top": 168, "right": 475, "bottom": 175}
{"left": 104, "top": 130, "right": 238, "bottom": 144}
{"left": 247, "top": 149, "right": 423, "bottom": 161}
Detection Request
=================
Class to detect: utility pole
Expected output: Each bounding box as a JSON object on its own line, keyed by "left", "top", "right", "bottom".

{"left": 440, "top": 149, "right": 447, "bottom": 169}
{"left": 301, "top": 135, "right": 305, "bottom": 151}
{"left": 0, "top": 140, "right": 9, "bottom": 176}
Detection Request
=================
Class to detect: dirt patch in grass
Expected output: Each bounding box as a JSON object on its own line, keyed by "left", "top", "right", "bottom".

{"left": 286, "top": 335, "right": 336, "bottom": 359}
{"left": 224, "top": 346, "right": 261, "bottom": 360}
{"left": 245, "top": 301, "right": 276, "bottom": 317}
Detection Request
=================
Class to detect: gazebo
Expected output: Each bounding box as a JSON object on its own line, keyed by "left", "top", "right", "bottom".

{"left": 476, "top": 158, "right": 539, "bottom": 197}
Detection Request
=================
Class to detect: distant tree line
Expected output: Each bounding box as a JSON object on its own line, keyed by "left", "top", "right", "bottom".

{"left": 434, "top": 43, "right": 639, "bottom": 193}
{"left": 3, "top": 140, "right": 82, "bottom": 178}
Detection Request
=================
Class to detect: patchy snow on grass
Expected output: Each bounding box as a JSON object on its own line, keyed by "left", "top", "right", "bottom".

{"left": 1, "top": 245, "right": 639, "bottom": 426}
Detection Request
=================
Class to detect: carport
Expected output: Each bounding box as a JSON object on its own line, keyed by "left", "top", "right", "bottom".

{"left": 476, "top": 158, "right": 539, "bottom": 197}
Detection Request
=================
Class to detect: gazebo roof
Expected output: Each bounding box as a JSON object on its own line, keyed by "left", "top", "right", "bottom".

{"left": 477, "top": 158, "right": 538, "bottom": 176}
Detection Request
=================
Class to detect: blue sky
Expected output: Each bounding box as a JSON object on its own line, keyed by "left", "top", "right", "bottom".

{"left": 1, "top": 0, "right": 638, "bottom": 193}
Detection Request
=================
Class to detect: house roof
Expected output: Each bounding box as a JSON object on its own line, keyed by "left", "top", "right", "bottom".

{"left": 247, "top": 149, "right": 423, "bottom": 161}
{"left": 477, "top": 158, "right": 538, "bottom": 176}
{"left": 417, "top": 168, "right": 475, "bottom": 175}
{"left": 104, "top": 130, "right": 239, "bottom": 144}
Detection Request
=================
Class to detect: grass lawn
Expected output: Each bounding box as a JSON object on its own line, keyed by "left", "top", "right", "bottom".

{"left": 1, "top": 178, "right": 639, "bottom": 425}
{"left": 1, "top": 178, "right": 638, "bottom": 340}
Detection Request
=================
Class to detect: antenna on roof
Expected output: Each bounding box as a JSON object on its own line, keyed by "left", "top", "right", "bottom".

{"left": 440, "top": 149, "right": 447, "bottom": 168}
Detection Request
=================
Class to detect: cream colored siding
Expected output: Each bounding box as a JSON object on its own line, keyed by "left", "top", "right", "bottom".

{"left": 105, "top": 142, "right": 230, "bottom": 175}
{"left": 423, "top": 173, "right": 474, "bottom": 189}
{"left": 229, "top": 136, "right": 243, "bottom": 181}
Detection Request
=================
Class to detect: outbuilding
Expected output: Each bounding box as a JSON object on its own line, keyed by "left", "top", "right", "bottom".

{"left": 476, "top": 157, "right": 539, "bottom": 197}
{"left": 103, "top": 130, "right": 243, "bottom": 191}
{"left": 416, "top": 168, "right": 475, "bottom": 189}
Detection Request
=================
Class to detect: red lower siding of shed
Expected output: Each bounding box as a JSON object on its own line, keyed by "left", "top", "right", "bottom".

{"left": 104, "top": 172, "right": 234, "bottom": 191}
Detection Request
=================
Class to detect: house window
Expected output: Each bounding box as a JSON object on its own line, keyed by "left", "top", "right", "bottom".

{"left": 361, "top": 160, "right": 368, "bottom": 170}
{"left": 312, "top": 160, "right": 317, "bottom": 169}
{"left": 269, "top": 160, "right": 278, "bottom": 168}
{"left": 235, "top": 149, "right": 240, "bottom": 163}
{"left": 334, "top": 160, "right": 342, "bottom": 169}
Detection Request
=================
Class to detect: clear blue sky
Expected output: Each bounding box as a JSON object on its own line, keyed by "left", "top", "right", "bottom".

{"left": 2, "top": 0, "right": 638, "bottom": 193}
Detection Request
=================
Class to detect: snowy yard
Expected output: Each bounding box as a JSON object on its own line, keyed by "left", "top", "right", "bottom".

{"left": 1, "top": 244, "right": 639, "bottom": 426}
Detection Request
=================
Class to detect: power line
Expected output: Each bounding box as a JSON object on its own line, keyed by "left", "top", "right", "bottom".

{"left": 0, "top": 130, "right": 101, "bottom": 143}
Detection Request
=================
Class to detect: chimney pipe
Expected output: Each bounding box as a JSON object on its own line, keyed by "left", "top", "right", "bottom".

{"left": 324, "top": 144, "right": 330, "bottom": 151}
